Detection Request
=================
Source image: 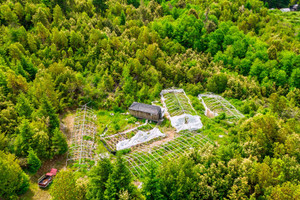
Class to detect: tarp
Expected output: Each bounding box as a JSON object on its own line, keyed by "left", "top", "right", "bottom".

{"left": 170, "top": 114, "right": 203, "bottom": 132}
{"left": 116, "top": 128, "right": 165, "bottom": 150}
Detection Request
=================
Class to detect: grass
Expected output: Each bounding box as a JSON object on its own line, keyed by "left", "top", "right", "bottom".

{"left": 20, "top": 181, "right": 52, "bottom": 200}
{"left": 163, "top": 92, "right": 196, "bottom": 116}
{"left": 97, "top": 110, "right": 144, "bottom": 137}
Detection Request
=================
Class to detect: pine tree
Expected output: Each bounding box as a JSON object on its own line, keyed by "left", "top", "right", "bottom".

{"left": 87, "top": 158, "right": 113, "bottom": 200}
{"left": 111, "top": 155, "right": 136, "bottom": 198}
{"left": 16, "top": 118, "right": 34, "bottom": 155}
{"left": 15, "top": 93, "right": 33, "bottom": 118}
{"left": 104, "top": 174, "right": 117, "bottom": 200}
{"left": 120, "top": 11, "right": 126, "bottom": 25}
{"left": 37, "top": 96, "right": 60, "bottom": 134}
{"left": 142, "top": 163, "right": 164, "bottom": 200}
{"left": 27, "top": 149, "right": 41, "bottom": 173}
{"left": 51, "top": 128, "right": 68, "bottom": 155}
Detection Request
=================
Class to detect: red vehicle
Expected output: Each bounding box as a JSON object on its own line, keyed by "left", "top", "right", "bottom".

{"left": 38, "top": 168, "right": 58, "bottom": 188}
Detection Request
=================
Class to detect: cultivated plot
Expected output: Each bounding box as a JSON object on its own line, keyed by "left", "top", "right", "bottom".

{"left": 124, "top": 132, "right": 213, "bottom": 178}
{"left": 161, "top": 89, "right": 203, "bottom": 132}
{"left": 161, "top": 89, "right": 196, "bottom": 117}
{"left": 67, "top": 105, "right": 98, "bottom": 166}
{"left": 101, "top": 123, "right": 165, "bottom": 152}
{"left": 198, "top": 93, "right": 244, "bottom": 121}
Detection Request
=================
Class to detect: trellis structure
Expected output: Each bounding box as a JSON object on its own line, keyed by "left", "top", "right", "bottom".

{"left": 161, "top": 89, "right": 197, "bottom": 117}
{"left": 198, "top": 93, "right": 244, "bottom": 121}
{"left": 124, "top": 132, "right": 213, "bottom": 178}
{"left": 101, "top": 121, "right": 148, "bottom": 151}
{"left": 101, "top": 122, "right": 165, "bottom": 151}
{"left": 161, "top": 89, "right": 203, "bottom": 132}
{"left": 67, "top": 105, "right": 97, "bottom": 165}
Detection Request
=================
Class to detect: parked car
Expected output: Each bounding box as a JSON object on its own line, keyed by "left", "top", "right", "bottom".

{"left": 38, "top": 168, "right": 58, "bottom": 188}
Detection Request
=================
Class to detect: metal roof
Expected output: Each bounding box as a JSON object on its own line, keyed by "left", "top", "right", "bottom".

{"left": 129, "top": 102, "right": 161, "bottom": 115}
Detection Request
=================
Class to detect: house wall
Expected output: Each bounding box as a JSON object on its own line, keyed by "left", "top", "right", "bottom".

{"left": 129, "top": 110, "right": 160, "bottom": 121}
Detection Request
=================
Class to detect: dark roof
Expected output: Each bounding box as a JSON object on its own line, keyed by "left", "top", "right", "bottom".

{"left": 129, "top": 102, "right": 161, "bottom": 115}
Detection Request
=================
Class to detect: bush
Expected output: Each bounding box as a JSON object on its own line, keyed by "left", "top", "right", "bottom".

{"left": 128, "top": 117, "right": 137, "bottom": 124}
{"left": 27, "top": 149, "right": 41, "bottom": 174}
{"left": 0, "top": 151, "right": 30, "bottom": 198}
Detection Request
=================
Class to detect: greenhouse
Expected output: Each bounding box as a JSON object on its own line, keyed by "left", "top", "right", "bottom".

{"left": 161, "top": 89, "right": 203, "bottom": 131}
{"left": 198, "top": 93, "right": 244, "bottom": 121}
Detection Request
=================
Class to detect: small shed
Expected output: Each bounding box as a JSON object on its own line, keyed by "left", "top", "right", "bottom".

{"left": 129, "top": 102, "right": 162, "bottom": 122}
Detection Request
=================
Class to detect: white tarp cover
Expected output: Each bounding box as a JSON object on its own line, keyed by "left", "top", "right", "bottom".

{"left": 170, "top": 114, "right": 203, "bottom": 132}
{"left": 116, "top": 128, "right": 165, "bottom": 150}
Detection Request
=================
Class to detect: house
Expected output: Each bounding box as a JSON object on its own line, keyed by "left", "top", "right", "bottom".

{"left": 129, "top": 102, "right": 162, "bottom": 122}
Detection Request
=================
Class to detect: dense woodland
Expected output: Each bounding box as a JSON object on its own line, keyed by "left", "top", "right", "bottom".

{"left": 0, "top": 0, "right": 299, "bottom": 199}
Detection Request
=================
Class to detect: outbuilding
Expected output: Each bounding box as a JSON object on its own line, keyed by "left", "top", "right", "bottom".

{"left": 129, "top": 102, "right": 162, "bottom": 122}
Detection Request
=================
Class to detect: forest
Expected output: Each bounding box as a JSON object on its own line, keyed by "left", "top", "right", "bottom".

{"left": 0, "top": 0, "right": 299, "bottom": 199}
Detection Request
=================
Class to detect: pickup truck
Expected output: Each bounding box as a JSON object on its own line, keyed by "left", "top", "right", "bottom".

{"left": 38, "top": 168, "right": 58, "bottom": 188}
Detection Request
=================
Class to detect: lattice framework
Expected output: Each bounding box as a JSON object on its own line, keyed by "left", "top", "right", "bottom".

{"left": 198, "top": 93, "right": 244, "bottom": 121}
{"left": 161, "top": 89, "right": 196, "bottom": 117}
{"left": 124, "top": 132, "right": 213, "bottom": 178}
{"left": 100, "top": 121, "right": 149, "bottom": 151}
{"left": 67, "top": 105, "right": 97, "bottom": 165}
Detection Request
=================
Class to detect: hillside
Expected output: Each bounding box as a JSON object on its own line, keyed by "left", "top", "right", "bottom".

{"left": 0, "top": 0, "right": 299, "bottom": 199}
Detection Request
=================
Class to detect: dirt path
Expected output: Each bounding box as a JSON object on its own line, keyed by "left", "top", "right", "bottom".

{"left": 20, "top": 113, "right": 75, "bottom": 200}
{"left": 61, "top": 114, "right": 75, "bottom": 144}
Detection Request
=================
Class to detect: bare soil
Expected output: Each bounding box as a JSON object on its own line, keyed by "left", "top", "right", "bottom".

{"left": 133, "top": 128, "right": 177, "bottom": 152}
{"left": 206, "top": 109, "right": 215, "bottom": 118}
{"left": 61, "top": 113, "right": 75, "bottom": 144}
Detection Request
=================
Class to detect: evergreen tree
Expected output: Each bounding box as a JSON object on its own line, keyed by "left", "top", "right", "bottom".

{"left": 15, "top": 118, "right": 34, "bottom": 156}
{"left": 53, "top": 4, "right": 63, "bottom": 26}
{"left": 27, "top": 149, "right": 41, "bottom": 173}
{"left": 0, "top": 151, "right": 30, "bottom": 199}
{"left": 104, "top": 174, "right": 117, "bottom": 200}
{"left": 87, "top": 158, "right": 113, "bottom": 200}
{"left": 37, "top": 96, "right": 60, "bottom": 134}
{"left": 21, "top": 57, "right": 37, "bottom": 81}
{"left": 15, "top": 93, "right": 33, "bottom": 118}
{"left": 111, "top": 155, "right": 136, "bottom": 198}
{"left": 142, "top": 163, "right": 164, "bottom": 200}
{"left": 290, "top": 68, "right": 300, "bottom": 88}
{"left": 207, "top": 73, "right": 228, "bottom": 94}
{"left": 51, "top": 128, "right": 68, "bottom": 156}
{"left": 0, "top": 132, "right": 7, "bottom": 151}
{"left": 120, "top": 11, "right": 126, "bottom": 25}
{"left": 93, "top": 0, "right": 108, "bottom": 14}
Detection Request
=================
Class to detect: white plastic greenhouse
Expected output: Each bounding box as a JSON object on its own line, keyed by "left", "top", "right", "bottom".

{"left": 116, "top": 128, "right": 165, "bottom": 150}
{"left": 161, "top": 88, "right": 203, "bottom": 132}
